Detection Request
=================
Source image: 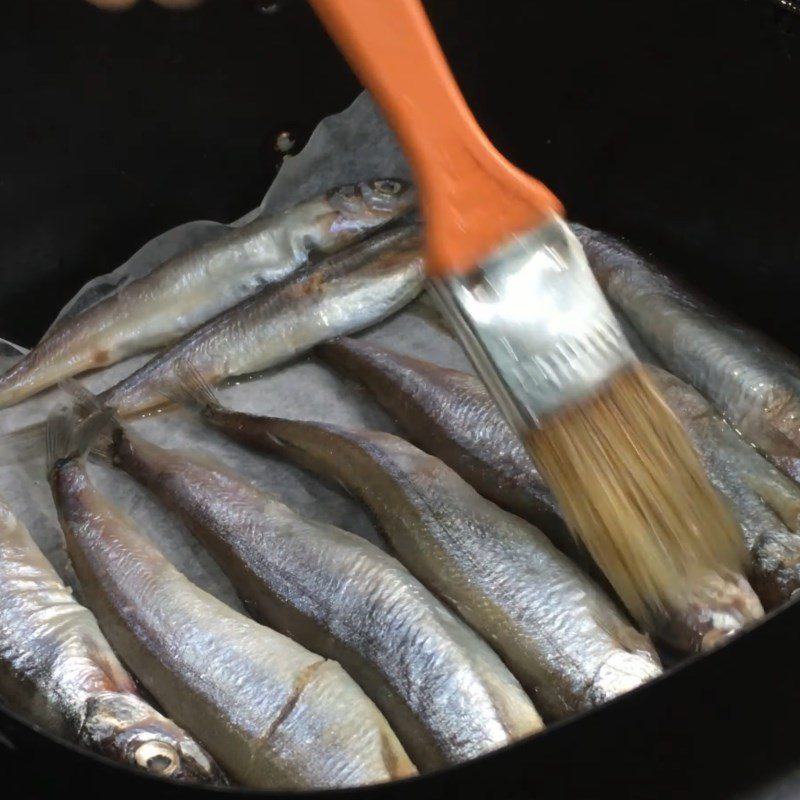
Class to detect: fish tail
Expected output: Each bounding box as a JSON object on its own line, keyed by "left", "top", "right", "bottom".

{"left": 48, "top": 407, "right": 116, "bottom": 472}
{"left": 165, "top": 359, "right": 222, "bottom": 412}
{"left": 0, "top": 421, "right": 47, "bottom": 466}
{"left": 45, "top": 407, "right": 74, "bottom": 471}
{"left": 57, "top": 380, "right": 122, "bottom": 465}
{"left": 60, "top": 378, "right": 109, "bottom": 417}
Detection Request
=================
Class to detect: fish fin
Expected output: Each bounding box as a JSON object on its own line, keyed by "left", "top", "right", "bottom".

{"left": 0, "top": 421, "right": 46, "bottom": 465}
{"left": 163, "top": 359, "right": 222, "bottom": 412}
{"left": 57, "top": 380, "right": 121, "bottom": 464}
{"left": 87, "top": 424, "right": 117, "bottom": 466}
{"left": 46, "top": 406, "right": 114, "bottom": 471}
{"left": 45, "top": 408, "right": 75, "bottom": 471}
{"left": 59, "top": 379, "right": 108, "bottom": 418}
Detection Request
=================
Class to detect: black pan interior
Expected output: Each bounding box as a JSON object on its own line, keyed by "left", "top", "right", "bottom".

{"left": 1, "top": 1, "right": 798, "bottom": 798}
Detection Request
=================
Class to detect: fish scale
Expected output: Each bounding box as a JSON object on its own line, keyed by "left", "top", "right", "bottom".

{"left": 48, "top": 425, "right": 414, "bottom": 790}
{"left": 104, "top": 426, "right": 542, "bottom": 770}
{"left": 574, "top": 222, "right": 800, "bottom": 484}
{"left": 99, "top": 219, "right": 425, "bottom": 416}
{"left": 651, "top": 365, "right": 800, "bottom": 609}
{"left": 0, "top": 493, "right": 224, "bottom": 784}
{"left": 188, "top": 403, "right": 664, "bottom": 721}
{"left": 0, "top": 181, "right": 414, "bottom": 409}
{"left": 316, "top": 337, "right": 763, "bottom": 653}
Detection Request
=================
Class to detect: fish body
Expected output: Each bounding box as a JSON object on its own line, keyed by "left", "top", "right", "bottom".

{"left": 101, "top": 221, "right": 425, "bottom": 416}
{"left": 193, "top": 406, "right": 663, "bottom": 720}
{"left": 0, "top": 180, "right": 413, "bottom": 408}
{"left": 651, "top": 366, "right": 800, "bottom": 608}
{"left": 575, "top": 223, "right": 800, "bottom": 483}
{"left": 47, "top": 414, "right": 414, "bottom": 789}
{"left": 317, "top": 338, "right": 762, "bottom": 652}
{"left": 0, "top": 494, "right": 223, "bottom": 784}
{"left": 317, "top": 337, "right": 569, "bottom": 550}
{"left": 106, "top": 427, "right": 544, "bottom": 769}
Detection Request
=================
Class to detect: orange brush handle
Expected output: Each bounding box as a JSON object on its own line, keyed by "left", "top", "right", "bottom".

{"left": 308, "top": 0, "right": 563, "bottom": 276}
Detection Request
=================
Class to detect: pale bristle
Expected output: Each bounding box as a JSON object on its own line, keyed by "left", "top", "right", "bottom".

{"left": 526, "top": 364, "right": 747, "bottom": 626}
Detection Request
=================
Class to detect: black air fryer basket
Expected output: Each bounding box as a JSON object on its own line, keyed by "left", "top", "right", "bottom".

{"left": 1, "top": 1, "right": 799, "bottom": 798}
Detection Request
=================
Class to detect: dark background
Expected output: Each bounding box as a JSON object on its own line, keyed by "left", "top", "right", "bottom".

{"left": 1, "top": 0, "right": 800, "bottom": 798}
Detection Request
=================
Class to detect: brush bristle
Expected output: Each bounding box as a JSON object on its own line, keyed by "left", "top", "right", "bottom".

{"left": 526, "top": 364, "right": 747, "bottom": 625}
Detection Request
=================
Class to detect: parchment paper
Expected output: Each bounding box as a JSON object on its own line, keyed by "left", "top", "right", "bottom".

{"left": 0, "top": 91, "right": 471, "bottom": 615}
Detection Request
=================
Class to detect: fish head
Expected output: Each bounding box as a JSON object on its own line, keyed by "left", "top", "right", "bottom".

{"left": 654, "top": 570, "right": 764, "bottom": 653}
{"left": 327, "top": 179, "right": 416, "bottom": 231}
{"left": 82, "top": 691, "right": 225, "bottom": 785}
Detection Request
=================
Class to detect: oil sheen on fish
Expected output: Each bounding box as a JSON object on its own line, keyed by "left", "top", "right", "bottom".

{"left": 0, "top": 493, "right": 224, "bottom": 784}
{"left": 46, "top": 411, "right": 415, "bottom": 790}
{"left": 180, "top": 401, "right": 662, "bottom": 720}
{"left": 100, "top": 220, "right": 425, "bottom": 417}
{"left": 317, "top": 337, "right": 569, "bottom": 550}
{"left": 651, "top": 366, "right": 800, "bottom": 608}
{"left": 574, "top": 222, "right": 800, "bottom": 483}
{"left": 317, "top": 337, "right": 763, "bottom": 652}
{"left": 0, "top": 180, "right": 413, "bottom": 408}
{"left": 99, "top": 420, "right": 543, "bottom": 770}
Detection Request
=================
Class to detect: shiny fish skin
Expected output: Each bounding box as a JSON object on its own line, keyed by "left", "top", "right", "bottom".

{"left": 196, "top": 408, "right": 663, "bottom": 720}
{"left": 106, "top": 426, "right": 544, "bottom": 770}
{"left": 101, "top": 220, "right": 425, "bottom": 416}
{"left": 47, "top": 424, "right": 414, "bottom": 789}
{"left": 0, "top": 180, "right": 414, "bottom": 409}
{"left": 574, "top": 223, "right": 800, "bottom": 483}
{"left": 317, "top": 337, "right": 571, "bottom": 552}
{"left": 0, "top": 494, "right": 223, "bottom": 784}
{"left": 651, "top": 366, "right": 800, "bottom": 609}
{"left": 317, "top": 338, "right": 760, "bottom": 653}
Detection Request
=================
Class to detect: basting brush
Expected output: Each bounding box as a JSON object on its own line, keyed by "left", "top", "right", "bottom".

{"left": 308, "top": 0, "right": 746, "bottom": 625}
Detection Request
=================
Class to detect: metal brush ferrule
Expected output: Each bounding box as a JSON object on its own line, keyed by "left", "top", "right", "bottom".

{"left": 428, "top": 215, "right": 637, "bottom": 431}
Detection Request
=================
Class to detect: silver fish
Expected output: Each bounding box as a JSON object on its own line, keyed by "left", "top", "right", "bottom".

{"left": 97, "top": 417, "right": 544, "bottom": 770}
{"left": 46, "top": 410, "right": 415, "bottom": 790}
{"left": 575, "top": 222, "right": 800, "bottom": 484}
{"left": 317, "top": 336, "right": 568, "bottom": 551}
{"left": 317, "top": 337, "right": 763, "bottom": 653}
{"left": 0, "top": 493, "right": 224, "bottom": 784}
{"left": 100, "top": 220, "right": 425, "bottom": 416}
{"left": 180, "top": 400, "right": 663, "bottom": 720}
{"left": 651, "top": 365, "right": 800, "bottom": 608}
{"left": 0, "top": 180, "right": 414, "bottom": 408}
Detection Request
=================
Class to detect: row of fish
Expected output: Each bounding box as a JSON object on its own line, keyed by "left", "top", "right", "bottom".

{"left": 2, "top": 183, "right": 800, "bottom": 788}
{"left": 0, "top": 179, "right": 416, "bottom": 408}
{"left": 574, "top": 224, "right": 800, "bottom": 609}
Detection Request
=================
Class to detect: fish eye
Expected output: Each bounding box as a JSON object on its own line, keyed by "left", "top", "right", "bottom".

{"left": 372, "top": 179, "right": 403, "bottom": 196}
{"left": 135, "top": 741, "right": 180, "bottom": 777}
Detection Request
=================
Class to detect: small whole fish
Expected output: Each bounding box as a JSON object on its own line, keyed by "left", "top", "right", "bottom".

{"left": 317, "top": 338, "right": 763, "bottom": 652}
{"left": 0, "top": 494, "right": 224, "bottom": 784}
{"left": 574, "top": 223, "right": 800, "bottom": 484}
{"left": 94, "top": 413, "right": 544, "bottom": 770}
{"left": 171, "top": 388, "right": 663, "bottom": 720}
{"left": 651, "top": 366, "right": 800, "bottom": 608}
{"left": 0, "top": 180, "right": 414, "bottom": 408}
{"left": 46, "top": 410, "right": 415, "bottom": 790}
{"left": 99, "top": 219, "right": 425, "bottom": 417}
